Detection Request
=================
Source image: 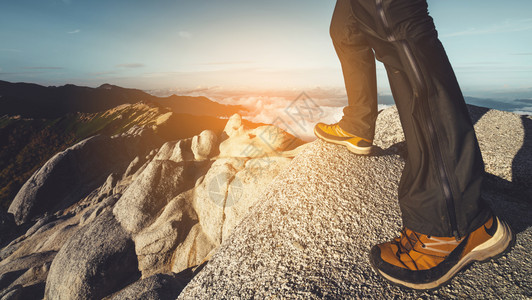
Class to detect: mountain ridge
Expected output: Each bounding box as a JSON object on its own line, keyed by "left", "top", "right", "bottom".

{"left": 0, "top": 80, "right": 245, "bottom": 119}
{"left": 0, "top": 80, "right": 256, "bottom": 212}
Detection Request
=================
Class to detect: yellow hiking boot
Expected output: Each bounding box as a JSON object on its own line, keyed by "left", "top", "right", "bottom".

{"left": 314, "top": 122, "right": 373, "bottom": 155}
{"left": 369, "top": 216, "right": 514, "bottom": 290}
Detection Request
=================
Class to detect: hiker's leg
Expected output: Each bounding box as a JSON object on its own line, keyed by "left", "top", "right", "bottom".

{"left": 331, "top": 0, "right": 378, "bottom": 141}
{"left": 350, "top": 0, "right": 491, "bottom": 236}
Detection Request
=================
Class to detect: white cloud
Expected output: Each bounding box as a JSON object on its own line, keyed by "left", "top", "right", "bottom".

{"left": 198, "top": 61, "right": 254, "bottom": 66}
{"left": 22, "top": 66, "right": 63, "bottom": 70}
{"left": 163, "top": 87, "right": 349, "bottom": 140}
{"left": 142, "top": 83, "right": 404, "bottom": 140}
{"left": 512, "top": 106, "right": 532, "bottom": 115}
{"left": 145, "top": 86, "right": 397, "bottom": 141}
{"left": 0, "top": 48, "right": 21, "bottom": 52}
{"left": 67, "top": 29, "right": 80, "bottom": 34}
{"left": 178, "top": 31, "right": 192, "bottom": 39}
{"left": 116, "top": 63, "right": 145, "bottom": 68}
{"left": 222, "top": 95, "right": 341, "bottom": 141}
{"left": 89, "top": 71, "right": 118, "bottom": 76}
{"left": 142, "top": 71, "right": 182, "bottom": 78}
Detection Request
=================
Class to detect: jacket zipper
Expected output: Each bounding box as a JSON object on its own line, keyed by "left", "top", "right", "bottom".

{"left": 375, "top": 0, "right": 460, "bottom": 239}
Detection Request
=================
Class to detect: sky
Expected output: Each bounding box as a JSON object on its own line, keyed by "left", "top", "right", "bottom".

{"left": 1, "top": 0, "right": 531, "bottom": 100}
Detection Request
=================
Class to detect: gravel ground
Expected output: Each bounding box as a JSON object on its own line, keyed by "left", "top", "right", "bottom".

{"left": 179, "top": 106, "right": 531, "bottom": 299}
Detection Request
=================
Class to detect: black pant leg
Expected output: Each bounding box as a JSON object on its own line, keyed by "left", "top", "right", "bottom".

{"left": 331, "top": 0, "right": 378, "bottom": 141}
{"left": 349, "top": 0, "right": 491, "bottom": 237}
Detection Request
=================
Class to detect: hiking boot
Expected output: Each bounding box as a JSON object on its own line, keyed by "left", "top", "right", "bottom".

{"left": 369, "top": 216, "right": 514, "bottom": 290}
{"left": 314, "top": 122, "right": 373, "bottom": 155}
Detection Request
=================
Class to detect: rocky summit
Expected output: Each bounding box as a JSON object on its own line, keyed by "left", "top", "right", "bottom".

{"left": 0, "top": 105, "right": 530, "bottom": 299}
{"left": 179, "top": 105, "right": 531, "bottom": 299}
{"left": 0, "top": 112, "right": 299, "bottom": 299}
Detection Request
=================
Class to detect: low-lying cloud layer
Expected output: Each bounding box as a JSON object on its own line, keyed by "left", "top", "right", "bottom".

{"left": 220, "top": 94, "right": 345, "bottom": 141}
{"left": 150, "top": 87, "right": 391, "bottom": 141}
{"left": 148, "top": 86, "right": 532, "bottom": 140}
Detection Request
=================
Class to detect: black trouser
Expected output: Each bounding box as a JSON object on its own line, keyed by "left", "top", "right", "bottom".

{"left": 331, "top": 0, "right": 491, "bottom": 237}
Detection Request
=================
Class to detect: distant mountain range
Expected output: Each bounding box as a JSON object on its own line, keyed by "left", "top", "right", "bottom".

{"left": 0, "top": 80, "right": 246, "bottom": 118}
{"left": 0, "top": 80, "right": 255, "bottom": 211}
{"left": 378, "top": 94, "right": 531, "bottom": 115}
{"left": 464, "top": 96, "right": 532, "bottom": 114}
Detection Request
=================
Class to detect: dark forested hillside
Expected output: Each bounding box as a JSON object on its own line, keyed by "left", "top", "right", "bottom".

{"left": 0, "top": 81, "right": 244, "bottom": 118}
{"left": 0, "top": 81, "right": 254, "bottom": 211}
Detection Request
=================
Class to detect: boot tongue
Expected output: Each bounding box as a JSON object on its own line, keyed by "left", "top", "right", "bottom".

{"left": 401, "top": 230, "right": 419, "bottom": 252}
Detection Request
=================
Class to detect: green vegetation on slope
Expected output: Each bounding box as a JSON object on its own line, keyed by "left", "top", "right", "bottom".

{"left": 0, "top": 98, "right": 294, "bottom": 211}
{"left": 0, "top": 103, "right": 166, "bottom": 210}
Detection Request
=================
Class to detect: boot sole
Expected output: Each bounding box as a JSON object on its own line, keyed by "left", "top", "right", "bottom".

{"left": 375, "top": 217, "right": 515, "bottom": 290}
{"left": 313, "top": 127, "right": 373, "bottom": 155}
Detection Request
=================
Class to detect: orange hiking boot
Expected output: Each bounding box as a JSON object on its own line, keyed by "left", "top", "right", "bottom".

{"left": 369, "top": 216, "right": 514, "bottom": 290}
{"left": 313, "top": 122, "right": 373, "bottom": 155}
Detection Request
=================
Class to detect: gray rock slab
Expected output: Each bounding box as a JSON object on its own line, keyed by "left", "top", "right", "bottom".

{"left": 180, "top": 138, "right": 530, "bottom": 298}
{"left": 113, "top": 159, "right": 198, "bottom": 234}
{"left": 0, "top": 251, "right": 56, "bottom": 276}
{"left": 44, "top": 210, "right": 140, "bottom": 300}
{"left": 106, "top": 271, "right": 193, "bottom": 300}
{"left": 8, "top": 128, "right": 160, "bottom": 225}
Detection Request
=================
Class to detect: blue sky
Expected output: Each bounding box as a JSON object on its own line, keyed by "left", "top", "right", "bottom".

{"left": 1, "top": 0, "right": 531, "bottom": 99}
